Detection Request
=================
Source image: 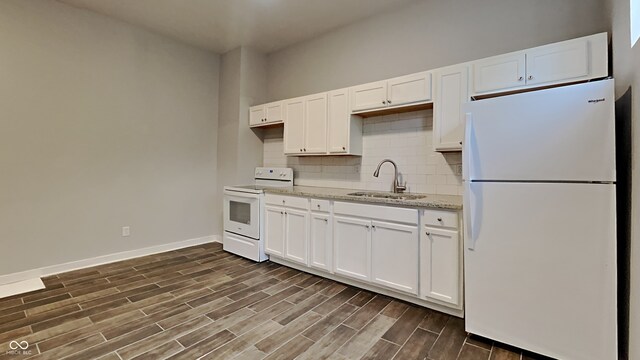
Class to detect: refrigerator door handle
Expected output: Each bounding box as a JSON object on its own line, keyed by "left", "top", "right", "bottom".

{"left": 464, "top": 181, "right": 475, "bottom": 250}
{"left": 463, "top": 113, "right": 473, "bottom": 181}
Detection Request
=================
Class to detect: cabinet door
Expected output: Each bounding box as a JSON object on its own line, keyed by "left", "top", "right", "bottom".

{"left": 249, "top": 106, "right": 265, "bottom": 126}
{"left": 264, "top": 206, "right": 285, "bottom": 257}
{"left": 387, "top": 72, "right": 432, "bottom": 106}
{"left": 304, "top": 93, "right": 328, "bottom": 154}
{"left": 284, "top": 208, "right": 309, "bottom": 266}
{"left": 421, "top": 227, "right": 460, "bottom": 305}
{"left": 472, "top": 52, "right": 526, "bottom": 94}
{"left": 309, "top": 212, "right": 332, "bottom": 272}
{"left": 371, "top": 221, "right": 419, "bottom": 295}
{"left": 327, "top": 89, "right": 350, "bottom": 154}
{"left": 265, "top": 101, "right": 284, "bottom": 124}
{"left": 350, "top": 81, "right": 387, "bottom": 112}
{"left": 433, "top": 64, "right": 468, "bottom": 152}
{"left": 333, "top": 216, "right": 371, "bottom": 282}
{"left": 525, "top": 39, "right": 589, "bottom": 87}
{"left": 283, "top": 97, "right": 305, "bottom": 155}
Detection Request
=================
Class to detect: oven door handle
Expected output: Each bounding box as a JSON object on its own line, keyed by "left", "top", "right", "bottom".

{"left": 223, "top": 190, "right": 261, "bottom": 200}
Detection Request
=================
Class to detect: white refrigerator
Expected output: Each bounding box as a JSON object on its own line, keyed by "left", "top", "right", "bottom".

{"left": 463, "top": 79, "right": 617, "bottom": 360}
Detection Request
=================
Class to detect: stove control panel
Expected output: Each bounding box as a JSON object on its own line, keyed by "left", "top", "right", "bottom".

{"left": 255, "top": 167, "right": 293, "bottom": 181}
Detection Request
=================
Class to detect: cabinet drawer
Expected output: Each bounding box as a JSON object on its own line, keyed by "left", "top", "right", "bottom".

{"left": 422, "top": 209, "right": 459, "bottom": 228}
{"left": 311, "top": 199, "right": 330, "bottom": 212}
{"left": 334, "top": 201, "right": 418, "bottom": 225}
{"left": 265, "top": 194, "right": 309, "bottom": 210}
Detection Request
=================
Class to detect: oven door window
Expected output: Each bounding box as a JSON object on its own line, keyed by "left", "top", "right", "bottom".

{"left": 230, "top": 200, "right": 251, "bottom": 225}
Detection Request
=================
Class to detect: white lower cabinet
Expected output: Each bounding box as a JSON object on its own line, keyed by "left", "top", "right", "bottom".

{"left": 420, "top": 225, "right": 461, "bottom": 306}
{"left": 309, "top": 212, "right": 332, "bottom": 272}
{"left": 371, "top": 221, "right": 419, "bottom": 295}
{"left": 264, "top": 195, "right": 463, "bottom": 314}
{"left": 264, "top": 195, "right": 310, "bottom": 266}
{"left": 333, "top": 215, "right": 371, "bottom": 282}
{"left": 284, "top": 208, "right": 309, "bottom": 266}
{"left": 264, "top": 205, "right": 285, "bottom": 257}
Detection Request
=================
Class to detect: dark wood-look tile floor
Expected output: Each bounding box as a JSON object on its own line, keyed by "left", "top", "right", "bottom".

{"left": 0, "top": 243, "right": 554, "bottom": 360}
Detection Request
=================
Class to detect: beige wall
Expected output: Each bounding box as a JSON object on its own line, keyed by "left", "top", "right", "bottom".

{"left": 266, "top": 0, "right": 608, "bottom": 101}
{"left": 0, "top": 0, "right": 221, "bottom": 276}
{"left": 608, "top": 0, "right": 640, "bottom": 357}
{"left": 215, "top": 47, "right": 267, "bottom": 228}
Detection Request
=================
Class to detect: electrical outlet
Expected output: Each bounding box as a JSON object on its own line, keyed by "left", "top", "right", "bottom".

{"left": 122, "top": 226, "right": 130, "bottom": 237}
{"left": 454, "top": 165, "right": 463, "bottom": 176}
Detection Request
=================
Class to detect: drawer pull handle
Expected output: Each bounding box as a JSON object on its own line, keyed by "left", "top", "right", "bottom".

{"left": 317, "top": 204, "right": 321, "bottom": 208}
{"left": 437, "top": 217, "right": 443, "bottom": 222}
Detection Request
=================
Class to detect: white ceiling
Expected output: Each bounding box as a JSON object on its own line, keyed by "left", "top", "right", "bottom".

{"left": 58, "top": 0, "right": 419, "bottom": 54}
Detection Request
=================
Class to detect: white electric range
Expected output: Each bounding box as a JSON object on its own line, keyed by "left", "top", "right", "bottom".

{"left": 223, "top": 167, "right": 293, "bottom": 261}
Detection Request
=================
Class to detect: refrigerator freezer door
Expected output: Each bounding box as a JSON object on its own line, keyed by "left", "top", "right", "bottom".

{"left": 464, "top": 182, "right": 617, "bottom": 360}
{"left": 464, "top": 80, "right": 615, "bottom": 182}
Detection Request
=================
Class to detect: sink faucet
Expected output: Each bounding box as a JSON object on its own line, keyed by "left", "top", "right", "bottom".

{"left": 373, "top": 159, "right": 407, "bottom": 193}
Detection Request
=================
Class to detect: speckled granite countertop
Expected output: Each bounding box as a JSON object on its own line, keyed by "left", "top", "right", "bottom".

{"left": 263, "top": 186, "right": 462, "bottom": 210}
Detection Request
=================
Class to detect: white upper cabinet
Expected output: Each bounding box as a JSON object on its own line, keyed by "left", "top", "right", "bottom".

{"left": 303, "top": 93, "right": 328, "bottom": 154}
{"left": 249, "top": 101, "right": 283, "bottom": 127}
{"left": 471, "top": 33, "right": 608, "bottom": 96}
{"left": 525, "top": 38, "right": 589, "bottom": 86}
{"left": 285, "top": 91, "right": 362, "bottom": 157}
{"left": 350, "top": 80, "right": 388, "bottom": 112}
{"left": 249, "top": 106, "right": 266, "bottom": 127}
{"left": 387, "top": 71, "right": 432, "bottom": 107}
{"left": 351, "top": 73, "right": 433, "bottom": 114}
{"left": 433, "top": 64, "right": 469, "bottom": 152}
{"left": 327, "top": 88, "right": 363, "bottom": 155}
{"left": 472, "top": 53, "right": 526, "bottom": 94}
{"left": 283, "top": 97, "right": 305, "bottom": 154}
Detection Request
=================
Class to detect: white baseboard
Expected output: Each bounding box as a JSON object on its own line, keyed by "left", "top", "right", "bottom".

{"left": 0, "top": 235, "right": 220, "bottom": 287}
{"left": 0, "top": 278, "right": 45, "bottom": 299}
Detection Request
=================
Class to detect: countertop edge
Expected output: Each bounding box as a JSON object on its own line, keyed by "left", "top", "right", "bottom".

{"left": 262, "top": 187, "right": 463, "bottom": 210}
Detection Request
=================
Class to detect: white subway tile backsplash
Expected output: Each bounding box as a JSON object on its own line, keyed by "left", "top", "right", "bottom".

{"left": 262, "top": 109, "right": 463, "bottom": 195}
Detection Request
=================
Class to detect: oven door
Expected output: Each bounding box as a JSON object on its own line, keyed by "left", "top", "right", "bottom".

{"left": 223, "top": 190, "right": 260, "bottom": 239}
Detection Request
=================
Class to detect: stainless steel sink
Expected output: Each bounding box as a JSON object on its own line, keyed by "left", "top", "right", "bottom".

{"left": 347, "top": 192, "right": 427, "bottom": 200}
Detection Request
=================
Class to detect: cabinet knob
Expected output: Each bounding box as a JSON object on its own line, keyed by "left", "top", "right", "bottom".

{"left": 304, "top": 148, "right": 306, "bottom": 152}
{"left": 437, "top": 217, "right": 443, "bottom": 222}
{"left": 459, "top": 141, "right": 463, "bottom": 145}
{"left": 280, "top": 211, "right": 284, "bottom": 214}
{"left": 365, "top": 225, "right": 370, "bottom": 229}
{"left": 382, "top": 101, "right": 387, "bottom": 104}
{"left": 282, "top": 200, "right": 285, "bottom": 204}
{"left": 528, "top": 75, "right": 533, "bottom": 80}
{"left": 518, "top": 76, "right": 524, "bottom": 81}
{"left": 300, "top": 149, "right": 303, "bottom": 152}
{"left": 372, "top": 225, "right": 376, "bottom": 229}
{"left": 317, "top": 204, "right": 321, "bottom": 208}
{"left": 342, "top": 146, "right": 346, "bottom": 150}
{"left": 324, "top": 218, "right": 328, "bottom": 223}
{"left": 426, "top": 232, "right": 431, "bottom": 236}
{"left": 387, "top": 100, "right": 392, "bottom": 104}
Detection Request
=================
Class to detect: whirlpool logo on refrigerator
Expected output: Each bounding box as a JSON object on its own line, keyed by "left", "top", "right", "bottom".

{"left": 588, "top": 98, "right": 606, "bottom": 103}
{"left": 6, "top": 340, "right": 32, "bottom": 356}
